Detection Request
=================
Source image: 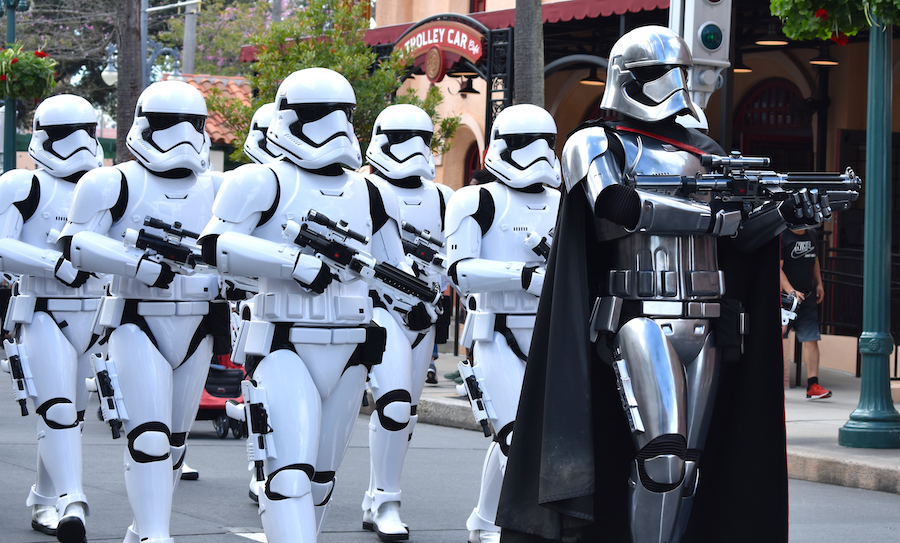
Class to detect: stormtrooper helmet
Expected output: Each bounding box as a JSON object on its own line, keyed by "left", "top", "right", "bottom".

{"left": 244, "top": 102, "right": 283, "bottom": 164}
{"left": 367, "top": 104, "right": 435, "bottom": 181}
{"left": 600, "top": 25, "right": 698, "bottom": 123}
{"left": 126, "top": 80, "right": 210, "bottom": 174}
{"left": 483, "top": 104, "right": 560, "bottom": 189}
{"left": 267, "top": 68, "right": 361, "bottom": 170}
{"left": 29, "top": 94, "right": 104, "bottom": 180}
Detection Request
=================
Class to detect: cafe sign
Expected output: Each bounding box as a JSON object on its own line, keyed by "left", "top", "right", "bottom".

{"left": 399, "top": 21, "right": 485, "bottom": 81}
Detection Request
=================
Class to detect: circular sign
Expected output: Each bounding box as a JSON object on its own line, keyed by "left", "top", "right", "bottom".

{"left": 699, "top": 22, "right": 723, "bottom": 51}
{"left": 425, "top": 46, "right": 444, "bottom": 82}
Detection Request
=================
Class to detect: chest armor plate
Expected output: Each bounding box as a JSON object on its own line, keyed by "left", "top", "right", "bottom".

{"left": 481, "top": 184, "right": 558, "bottom": 264}
{"left": 17, "top": 171, "right": 108, "bottom": 298}
{"left": 607, "top": 132, "right": 722, "bottom": 301}
{"left": 252, "top": 162, "right": 373, "bottom": 324}
{"left": 109, "top": 163, "right": 218, "bottom": 301}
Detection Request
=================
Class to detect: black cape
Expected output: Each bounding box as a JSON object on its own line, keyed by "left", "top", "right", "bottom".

{"left": 496, "top": 122, "right": 789, "bottom": 542}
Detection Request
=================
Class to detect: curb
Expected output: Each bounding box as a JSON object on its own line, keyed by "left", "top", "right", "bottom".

{"left": 418, "top": 397, "right": 900, "bottom": 496}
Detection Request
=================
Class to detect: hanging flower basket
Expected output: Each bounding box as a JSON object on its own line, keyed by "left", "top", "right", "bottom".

{"left": 771, "top": 1, "right": 900, "bottom": 43}
{"left": 0, "top": 43, "right": 57, "bottom": 101}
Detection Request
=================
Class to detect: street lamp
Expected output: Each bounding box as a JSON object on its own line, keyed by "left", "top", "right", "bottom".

{"left": 101, "top": 41, "right": 183, "bottom": 88}
{"left": 1, "top": 0, "right": 27, "bottom": 172}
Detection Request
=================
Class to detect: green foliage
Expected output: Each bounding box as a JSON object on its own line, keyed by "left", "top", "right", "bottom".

{"left": 207, "top": 0, "right": 459, "bottom": 164}
{"left": 160, "top": 0, "right": 271, "bottom": 76}
{"left": 770, "top": 0, "right": 900, "bottom": 42}
{"left": 0, "top": 43, "right": 57, "bottom": 101}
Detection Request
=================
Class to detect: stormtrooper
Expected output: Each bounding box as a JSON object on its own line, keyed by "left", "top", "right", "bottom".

{"left": 241, "top": 101, "right": 282, "bottom": 504}
{"left": 0, "top": 94, "right": 105, "bottom": 543}
{"left": 198, "top": 68, "right": 428, "bottom": 543}
{"left": 361, "top": 104, "right": 454, "bottom": 540}
{"left": 57, "top": 80, "right": 226, "bottom": 543}
{"left": 444, "top": 103, "right": 561, "bottom": 543}
{"left": 243, "top": 102, "right": 284, "bottom": 165}
{"left": 497, "top": 26, "right": 834, "bottom": 543}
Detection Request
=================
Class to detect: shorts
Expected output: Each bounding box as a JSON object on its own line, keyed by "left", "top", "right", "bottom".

{"left": 783, "top": 298, "right": 821, "bottom": 343}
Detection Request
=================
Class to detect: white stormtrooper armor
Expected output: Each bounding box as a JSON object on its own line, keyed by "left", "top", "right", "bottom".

{"left": 57, "top": 81, "right": 224, "bottom": 543}
{"left": 445, "top": 104, "right": 560, "bottom": 543}
{"left": 198, "top": 68, "right": 415, "bottom": 543}
{"left": 361, "top": 104, "right": 454, "bottom": 540}
{"left": 559, "top": 26, "right": 804, "bottom": 543}
{"left": 244, "top": 102, "right": 284, "bottom": 165}
{"left": 0, "top": 94, "right": 105, "bottom": 543}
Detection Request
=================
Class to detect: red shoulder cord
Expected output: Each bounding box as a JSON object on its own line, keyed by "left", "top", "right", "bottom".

{"left": 614, "top": 125, "right": 710, "bottom": 157}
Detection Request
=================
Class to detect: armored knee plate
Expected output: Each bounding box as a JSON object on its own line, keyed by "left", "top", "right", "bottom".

{"left": 374, "top": 389, "right": 411, "bottom": 432}
{"left": 35, "top": 398, "right": 79, "bottom": 430}
{"left": 265, "top": 464, "right": 313, "bottom": 501}
{"left": 126, "top": 422, "right": 171, "bottom": 464}
{"left": 311, "top": 471, "right": 335, "bottom": 507}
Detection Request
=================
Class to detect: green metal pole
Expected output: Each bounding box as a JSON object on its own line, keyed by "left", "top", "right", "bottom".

{"left": 3, "top": 0, "right": 15, "bottom": 173}
{"left": 839, "top": 21, "right": 900, "bottom": 449}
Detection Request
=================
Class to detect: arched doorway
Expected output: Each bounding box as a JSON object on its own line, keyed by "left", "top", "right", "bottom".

{"left": 463, "top": 143, "right": 480, "bottom": 186}
{"left": 733, "top": 78, "right": 813, "bottom": 171}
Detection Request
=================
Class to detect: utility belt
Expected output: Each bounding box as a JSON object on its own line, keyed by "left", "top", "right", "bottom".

{"left": 590, "top": 296, "right": 747, "bottom": 361}
{"left": 4, "top": 295, "right": 102, "bottom": 332}
{"left": 460, "top": 311, "right": 536, "bottom": 362}
{"left": 236, "top": 320, "right": 386, "bottom": 376}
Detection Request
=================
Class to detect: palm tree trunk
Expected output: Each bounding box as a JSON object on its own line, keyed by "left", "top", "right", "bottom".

{"left": 116, "top": 0, "right": 141, "bottom": 164}
{"left": 513, "top": 0, "right": 544, "bottom": 107}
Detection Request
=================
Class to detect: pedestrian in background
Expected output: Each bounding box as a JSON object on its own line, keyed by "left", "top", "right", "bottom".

{"left": 781, "top": 227, "right": 832, "bottom": 400}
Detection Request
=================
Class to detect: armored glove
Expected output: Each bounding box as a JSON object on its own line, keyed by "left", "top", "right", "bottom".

{"left": 135, "top": 256, "right": 176, "bottom": 289}
{"left": 292, "top": 253, "right": 333, "bottom": 294}
{"left": 521, "top": 265, "right": 545, "bottom": 297}
{"left": 778, "top": 188, "right": 831, "bottom": 227}
{"left": 54, "top": 257, "right": 91, "bottom": 288}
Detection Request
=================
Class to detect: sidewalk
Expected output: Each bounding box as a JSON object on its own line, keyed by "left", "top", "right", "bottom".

{"left": 421, "top": 346, "right": 900, "bottom": 495}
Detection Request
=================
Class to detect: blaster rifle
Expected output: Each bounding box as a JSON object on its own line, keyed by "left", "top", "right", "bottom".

{"left": 1, "top": 339, "right": 36, "bottom": 416}
{"left": 629, "top": 152, "right": 861, "bottom": 213}
{"left": 456, "top": 358, "right": 493, "bottom": 437}
{"left": 400, "top": 221, "right": 448, "bottom": 278}
{"left": 524, "top": 228, "right": 553, "bottom": 261}
{"left": 124, "top": 216, "right": 258, "bottom": 295}
{"left": 85, "top": 353, "right": 128, "bottom": 439}
{"left": 283, "top": 211, "right": 441, "bottom": 316}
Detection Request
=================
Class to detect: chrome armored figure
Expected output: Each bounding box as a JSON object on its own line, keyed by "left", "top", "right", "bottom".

{"left": 536, "top": 26, "right": 836, "bottom": 543}
{"left": 361, "top": 104, "right": 454, "bottom": 541}
{"left": 445, "top": 104, "right": 560, "bottom": 543}
{"left": 0, "top": 95, "right": 105, "bottom": 543}
{"left": 199, "top": 68, "right": 422, "bottom": 543}
{"left": 57, "top": 81, "right": 225, "bottom": 543}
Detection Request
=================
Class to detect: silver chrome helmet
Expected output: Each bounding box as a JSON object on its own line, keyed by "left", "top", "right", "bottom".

{"left": 126, "top": 81, "right": 210, "bottom": 174}
{"left": 244, "top": 102, "right": 283, "bottom": 164}
{"left": 29, "top": 94, "right": 104, "bottom": 179}
{"left": 483, "top": 104, "right": 560, "bottom": 189}
{"left": 600, "top": 25, "right": 697, "bottom": 123}
{"left": 267, "top": 68, "right": 361, "bottom": 170}
{"left": 366, "top": 104, "right": 435, "bottom": 181}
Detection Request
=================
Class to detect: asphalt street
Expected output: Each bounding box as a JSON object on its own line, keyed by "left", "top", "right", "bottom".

{"left": 1, "top": 388, "right": 900, "bottom": 542}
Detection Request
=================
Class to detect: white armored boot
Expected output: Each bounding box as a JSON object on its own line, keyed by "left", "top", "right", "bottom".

{"left": 466, "top": 441, "right": 503, "bottom": 543}
{"left": 362, "top": 410, "right": 413, "bottom": 541}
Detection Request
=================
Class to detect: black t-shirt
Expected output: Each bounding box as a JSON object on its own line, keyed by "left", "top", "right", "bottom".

{"left": 781, "top": 229, "right": 818, "bottom": 295}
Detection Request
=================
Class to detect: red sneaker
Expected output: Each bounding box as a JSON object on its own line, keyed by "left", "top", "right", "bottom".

{"left": 806, "top": 383, "right": 833, "bottom": 400}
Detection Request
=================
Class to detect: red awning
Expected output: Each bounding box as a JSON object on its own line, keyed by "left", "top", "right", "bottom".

{"left": 365, "top": 0, "right": 669, "bottom": 46}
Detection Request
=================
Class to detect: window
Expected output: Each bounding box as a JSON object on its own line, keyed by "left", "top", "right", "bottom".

{"left": 470, "top": 0, "right": 486, "bottom": 13}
